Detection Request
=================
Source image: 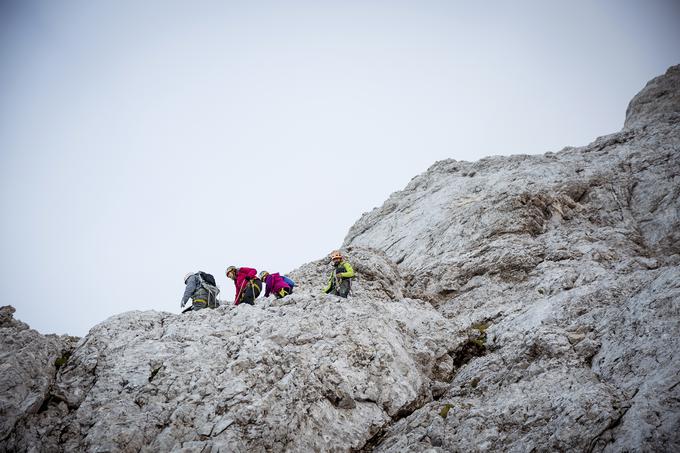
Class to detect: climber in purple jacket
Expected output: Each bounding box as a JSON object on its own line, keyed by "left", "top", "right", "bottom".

{"left": 259, "top": 271, "right": 292, "bottom": 299}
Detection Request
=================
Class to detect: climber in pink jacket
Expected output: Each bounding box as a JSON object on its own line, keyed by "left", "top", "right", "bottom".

{"left": 259, "top": 271, "right": 292, "bottom": 299}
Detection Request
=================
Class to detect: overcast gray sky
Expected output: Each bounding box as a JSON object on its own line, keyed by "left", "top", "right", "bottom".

{"left": 1, "top": 0, "right": 679, "bottom": 337}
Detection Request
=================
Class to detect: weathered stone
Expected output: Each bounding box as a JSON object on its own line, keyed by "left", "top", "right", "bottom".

{"left": 0, "top": 306, "right": 78, "bottom": 445}
{"left": 344, "top": 65, "right": 680, "bottom": 452}
{"left": 2, "top": 296, "right": 464, "bottom": 452}
{"left": 2, "top": 65, "right": 679, "bottom": 452}
{"left": 624, "top": 64, "right": 680, "bottom": 130}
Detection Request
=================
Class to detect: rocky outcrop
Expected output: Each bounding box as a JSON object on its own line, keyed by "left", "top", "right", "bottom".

{"left": 344, "top": 65, "right": 680, "bottom": 451}
{"left": 624, "top": 64, "right": 680, "bottom": 129}
{"left": 1, "top": 65, "right": 679, "bottom": 452}
{"left": 1, "top": 249, "right": 439, "bottom": 452}
{"left": 0, "top": 306, "right": 78, "bottom": 446}
{"left": 2, "top": 277, "right": 472, "bottom": 452}
{"left": 344, "top": 128, "right": 679, "bottom": 300}
{"left": 370, "top": 265, "right": 679, "bottom": 452}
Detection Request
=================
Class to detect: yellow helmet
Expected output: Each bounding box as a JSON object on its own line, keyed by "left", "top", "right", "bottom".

{"left": 259, "top": 270, "right": 270, "bottom": 280}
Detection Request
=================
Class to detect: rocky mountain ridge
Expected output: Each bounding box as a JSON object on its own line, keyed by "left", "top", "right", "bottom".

{"left": 1, "top": 65, "right": 679, "bottom": 452}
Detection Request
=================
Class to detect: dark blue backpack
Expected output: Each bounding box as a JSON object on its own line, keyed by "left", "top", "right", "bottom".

{"left": 282, "top": 275, "right": 296, "bottom": 288}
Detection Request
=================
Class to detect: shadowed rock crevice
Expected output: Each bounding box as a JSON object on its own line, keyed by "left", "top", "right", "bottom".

{"left": 587, "top": 403, "right": 632, "bottom": 453}
{"left": 354, "top": 389, "right": 433, "bottom": 453}
{"left": 356, "top": 321, "right": 493, "bottom": 452}
{"left": 451, "top": 323, "right": 489, "bottom": 370}
{"left": 148, "top": 364, "right": 163, "bottom": 383}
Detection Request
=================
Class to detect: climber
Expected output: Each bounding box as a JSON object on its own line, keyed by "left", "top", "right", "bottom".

{"left": 181, "top": 271, "right": 220, "bottom": 312}
{"left": 226, "top": 266, "right": 262, "bottom": 305}
{"left": 322, "top": 250, "right": 355, "bottom": 298}
{"left": 259, "top": 271, "right": 292, "bottom": 299}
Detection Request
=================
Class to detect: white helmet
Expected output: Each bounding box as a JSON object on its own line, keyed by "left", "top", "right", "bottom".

{"left": 184, "top": 272, "right": 194, "bottom": 283}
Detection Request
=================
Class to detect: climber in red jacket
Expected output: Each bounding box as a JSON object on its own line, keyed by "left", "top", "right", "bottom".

{"left": 226, "top": 266, "right": 262, "bottom": 305}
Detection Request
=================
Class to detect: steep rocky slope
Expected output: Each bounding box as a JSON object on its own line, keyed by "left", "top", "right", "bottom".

{"left": 1, "top": 65, "right": 678, "bottom": 452}
{"left": 344, "top": 64, "right": 680, "bottom": 451}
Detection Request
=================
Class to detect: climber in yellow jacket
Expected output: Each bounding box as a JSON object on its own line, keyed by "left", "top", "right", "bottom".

{"left": 323, "top": 250, "right": 355, "bottom": 298}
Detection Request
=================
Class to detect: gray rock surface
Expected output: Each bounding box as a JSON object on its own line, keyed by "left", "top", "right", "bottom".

{"left": 1, "top": 65, "right": 679, "bottom": 452}
{"left": 3, "top": 286, "right": 466, "bottom": 452}
{"left": 0, "top": 306, "right": 78, "bottom": 446}
{"left": 345, "top": 65, "right": 680, "bottom": 452}
{"left": 624, "top": 64, "right": 680, "bottom": 130}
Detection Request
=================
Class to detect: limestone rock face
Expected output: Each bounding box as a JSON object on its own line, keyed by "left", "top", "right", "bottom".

{"left": 624, "top": 64, "right": 680, "bottom": 130}
{"left": 371, "top": 266, "right": 679, "bottom": 452}
{"left": 0, "top": 306, "right": 78, "bottom": 446}
{"left": 3, "top": 294, "right": 466, "bottom": 452}
{"left": 2, "top": 65, "right": 679, "bottom": 452}
{"left": 344, "top": 65, "right": 680, "bottom": 452}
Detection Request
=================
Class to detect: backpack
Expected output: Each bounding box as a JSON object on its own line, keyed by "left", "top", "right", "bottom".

{"left": 281, "top": 275, "right": 296, "bottom": 288}
{"left": 198, "top": 271, "right": 216, "bottom": 286}
{"left": 197, "top": 271, "right": 220, "bottom": 308}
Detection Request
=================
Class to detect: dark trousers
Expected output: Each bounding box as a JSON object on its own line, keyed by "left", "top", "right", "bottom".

{"left": 240, "top": 279, "right": 262, "bottom": 305}
{"left": 331, "top": 279, "right": 351, "bottom": 298}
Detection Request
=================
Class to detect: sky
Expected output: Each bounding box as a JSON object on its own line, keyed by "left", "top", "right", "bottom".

{"left": 1, "top": 0, "right": 679, "bottom": 337}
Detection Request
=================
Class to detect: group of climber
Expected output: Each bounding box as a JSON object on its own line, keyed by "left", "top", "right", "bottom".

{"left": 180, "top": 250, "right": 355, "bottom": 312}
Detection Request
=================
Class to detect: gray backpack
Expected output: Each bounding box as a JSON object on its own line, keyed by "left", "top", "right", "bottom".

{"left": 197, "top": 272, "right": 220, "bottom": 308}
